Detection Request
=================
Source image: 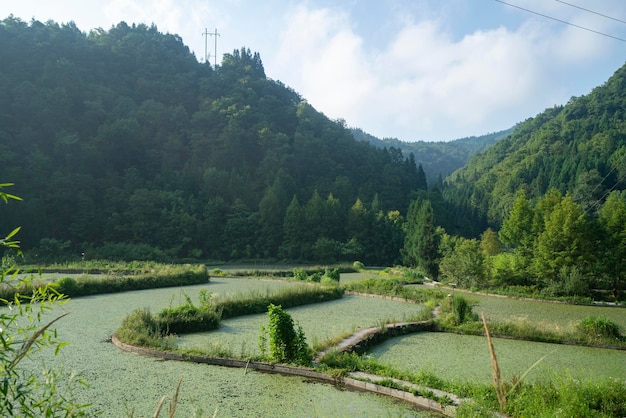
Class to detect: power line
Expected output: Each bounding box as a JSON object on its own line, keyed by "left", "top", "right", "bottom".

{"left": 555, "top": 0, "right": 626, "bottom": 26}
{"left": 495, "top": 0, "right": 626, "bottom": 42}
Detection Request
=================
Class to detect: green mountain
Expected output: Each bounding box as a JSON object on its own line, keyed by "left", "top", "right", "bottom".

{"left": 443, "top": 62, "right": 626, "bottom": 231}
{"left": 0, "top": 17, "right": 422, "bottom": 264}
{"left": 352, "top": 127, "right": 514, "bottom": 186}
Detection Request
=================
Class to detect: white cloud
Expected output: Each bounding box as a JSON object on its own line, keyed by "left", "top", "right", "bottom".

{"left": 270, "top": 2, "right": 626, "bottom": 141}
{"left": 273, "top": 5, "right": 544, "bottom": 140}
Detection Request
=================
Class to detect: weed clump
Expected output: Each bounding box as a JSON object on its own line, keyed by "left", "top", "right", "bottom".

{"left": 577, "top": 316, "right": 623, "bottom": 342}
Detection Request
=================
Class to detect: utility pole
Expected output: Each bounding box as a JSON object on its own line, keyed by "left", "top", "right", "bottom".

{"left": 209, "top": 28, "right": 220, "bottom": 67}
{"left": 202, "top": 28, "right": 210, "bottom": 63}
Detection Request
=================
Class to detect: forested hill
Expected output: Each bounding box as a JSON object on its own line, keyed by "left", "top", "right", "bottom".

{"left": 352, "top": 127, "right": 514, "bottom": 186}
{"left": 0, "top": 17, "right": 425, "bottom": 264}
{"left": 443, "top": 61, "right": 626, "bottom": 230}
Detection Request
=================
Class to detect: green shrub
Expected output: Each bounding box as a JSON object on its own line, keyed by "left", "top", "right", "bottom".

{"left": 157, "top": 304, "right": 221, "bottom": 334}
{"left": 324, "top": 268, "right": 340, "bottom": 282}
{"left": 115, "top": 308, "right": 172, "bottom": 349}
{"left": 353, "top": 261, "right": 365, "bottom": 270}
{"left": 55, "top": 276, "right": 79, "bottom": 295}
{"left": 402, "top": 268, "right": 424, "bottom": 283}
{"left": 310, "top": 272, "right": 322, "bottom": 282}
{"left": 320, "top": 275, "right": 340, "bottom": 287}
{"left": 293, "top": 268, "right": 307, "bottom": 281}
{"left": 454, "top": 295, "right": 477, "bottom": 324}
{"left": 50, "top": 264, "right": 208, "bottom": 297}
{"left": 118, "top": 285, "right": 345, "bottom": 347}
{"left": 259, "top": 304, "right": 311, "bottom": 365}
{"left": 577, "top": 316, "right": 622, "bottom": 342}
{"left": 342, "top": 277, "right": 447, "bottom": 303}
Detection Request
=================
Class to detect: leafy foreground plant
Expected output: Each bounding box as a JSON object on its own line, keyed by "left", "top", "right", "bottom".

{"left": 259, "top": 303, "right": 312, "bottom": 365}
{"left": 0, "top": 183, "right": 89, "bottom": 416}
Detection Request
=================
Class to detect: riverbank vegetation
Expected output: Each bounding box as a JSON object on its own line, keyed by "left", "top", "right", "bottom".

{"left": 112, "top": 273, "right": 625, "bottom": 416}
{"left": 320, "top": 349, "right": 626, "bottom": 417}
{"left": 115, "top": 284, "right": 343, "bottom": 347}
{"left": 0, "top": 263, "right": 208, "bottom": 303}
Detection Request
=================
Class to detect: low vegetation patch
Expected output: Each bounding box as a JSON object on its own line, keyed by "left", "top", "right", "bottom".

{"left": 577, "top": 316, "right": 623, "bottom": 343}
{"left": 342, "top": 277, "right": 445, "bottom": 303}
{"left": 321, "top": 350, "right": 626, "bottom": 418}
{"left": 439, "top": 315, "right": 626, "bottom": 348}
{"left": 54, "top": 264, "right": 209, "bottom": 297}
{"left": 0, "top": 263, "right": 209, "bottom": 304}
{"left": 225, "top": 265, "right": 357, "bottom": 279}
{"left": 116, "top": 284, "right": 344, "bottom": 343}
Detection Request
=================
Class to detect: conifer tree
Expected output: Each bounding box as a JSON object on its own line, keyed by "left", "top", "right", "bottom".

{"left": 403, "top": 198, "right": 440, "bottom": 279}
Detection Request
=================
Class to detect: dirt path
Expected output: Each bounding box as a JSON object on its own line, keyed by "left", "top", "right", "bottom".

{"left": 314, "top": 321, "right": 430, "bottom": 362}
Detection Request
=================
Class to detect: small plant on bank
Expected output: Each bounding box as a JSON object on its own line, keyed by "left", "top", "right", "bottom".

{"left": 211, "top": 268, "right": 225, "bottom": 276}
{"left": 438, "top": 295, "right": 478, "bottom": 326}
{"left": 319, "top": 268, "right": 340, "bottom": 286}
{"left": 259, "top": 304, "right": 311, "bottom": 365}
{"left": 115, "top": 308, "right": 176, "bottom": 350}
{"left": 577, "top": 316, "right": 623, "bottom": 343}
{"left": 293, "top": 268, "right": 307, "bottom": 281}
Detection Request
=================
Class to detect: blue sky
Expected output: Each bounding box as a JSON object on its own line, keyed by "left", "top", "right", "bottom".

{"left": 2, "top": 1, "right": 626, "bottom": 141}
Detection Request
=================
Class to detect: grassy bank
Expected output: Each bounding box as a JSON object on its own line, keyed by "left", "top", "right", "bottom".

{"left": 115, "top": 284, "right": 344, "bottom": 346}
{"left": 0, "top": 263, "right": 209, "bottom": 303}
{"left": 319, "top": 350, "right": 626, "bottom": 417}
{"left": 341, "top": 277, "right": 446, "bottom": 303}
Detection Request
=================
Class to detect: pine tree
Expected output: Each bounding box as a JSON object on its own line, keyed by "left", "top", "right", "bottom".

{"left": 403, "top": 198, "right": 440, "bottom": 279}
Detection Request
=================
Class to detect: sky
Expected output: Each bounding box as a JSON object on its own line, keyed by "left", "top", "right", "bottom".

{"left": 2, "top": 1, "right": 626, "bottom": 142}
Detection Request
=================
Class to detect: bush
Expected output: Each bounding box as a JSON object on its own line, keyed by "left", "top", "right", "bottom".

{"left": 454, "top": 295, "right": 477, "bottom": 324}
{"left": 320, "top": 275, "right": 340, "bottom": 287}
{"left": 259, "top": 304, "right": 311, "bottom": 365}
{"left": 157, "top": 304, "right": 221, "bottom": 334}
{"left": 55, "top": 276, "right": 79, "bottom": 295}
{"left": 324, "top": 268, "right": 340, "bottom": 282}
{"left": 293, "top": 268, "right": 307, "bottom": 281}
{"left": 353, "top": 261, "right": 365, "bottom": 270}
{"left": 577, "top": 316, "right": 622, "bottom": 342}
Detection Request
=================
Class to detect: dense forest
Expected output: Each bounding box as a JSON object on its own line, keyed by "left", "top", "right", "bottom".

{"left": 0, "top": 17, "right": 428, "bottom": 265}
{"left": 2, "top": 17, "right": 626, "bottom": 301}
{"left": 352, "top": 126, "right": 514, "bottom": 186}
{"left": 436, "top": 63, "right": 626, "bottom": 300}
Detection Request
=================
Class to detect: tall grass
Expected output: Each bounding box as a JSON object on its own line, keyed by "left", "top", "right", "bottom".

{"left": 54, "top": 264, "right": 209, "bottom": 297}
{"left": 0, "top": 264, "right": 209, "bottom": 304}
{"left": 321, "top": 349, "right": 626, "bottom": 418}
{"left": 440, "top": 315, "right": 626, "bottom": 348}
{"left": 117, "top": 284, "right": 344, "bottom": 342}
{"left": 342, "top": 277, "right": 446, "bottom": 303}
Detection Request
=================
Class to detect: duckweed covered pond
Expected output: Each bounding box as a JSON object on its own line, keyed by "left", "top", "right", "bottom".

{"left": 367, "top": 331, "right": 626, "bottom": 384}
{"left": 178, "top": 294, "right": 424, "bottom": 356}
{"left": 463, "top": 291, "right": 626, "bottom": 329}
{"left": 24, "top": 278, "right": 431, "bottom": 417}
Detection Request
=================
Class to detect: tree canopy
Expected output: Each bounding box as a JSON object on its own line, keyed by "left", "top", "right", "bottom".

{"left": 0, "top": 17, "right": 420, "bottom": 264}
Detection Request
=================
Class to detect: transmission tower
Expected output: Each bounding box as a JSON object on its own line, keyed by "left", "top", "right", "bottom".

{"left": 202, "top": 28, "right": 220, "bottom": 67}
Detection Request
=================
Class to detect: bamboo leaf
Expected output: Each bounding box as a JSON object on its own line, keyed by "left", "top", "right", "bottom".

{"left": 5, "top": 227, "right": 21, "bottom": 240}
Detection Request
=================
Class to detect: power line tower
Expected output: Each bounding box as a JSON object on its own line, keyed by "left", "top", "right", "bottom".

{"left": 202, "top": 28, "right": 220, "bottom": 67}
